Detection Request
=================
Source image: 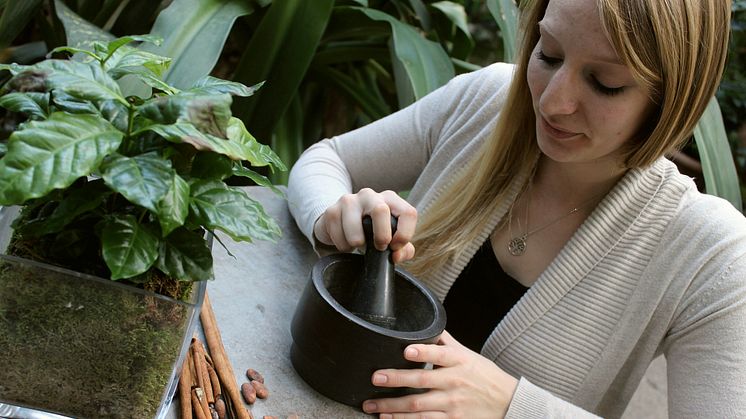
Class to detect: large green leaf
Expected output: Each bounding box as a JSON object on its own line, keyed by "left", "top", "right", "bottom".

{"left": 354, "top": 7, "right": 454, "bottom": 107}
{"left": 431, "top": 2, "right": 471, "bottom": 40}
{"left": 188, "top": 77, "right": 263, "bottom": 97}
{"left": 156, "top": 173, "right": 190, "bottom": 236}
{"left": 32, "top": 59, "right": 127, "bottom": 105}
{"left": 101, "top": 215, "right": 159, "bottom": 280}
{"left": 105, "top": 47, "right": 172, "bottom": 80}
{"left": 0, "top": 92, "right": 49, "bottom": 119}
{"left": 54, "top": 0, "right": 114, "bottom": 53}
{"left": 101, "top": 152, "right": 174, "bottom": 213}
{"left": 431, "top": 1, "right": 474, "bottom": 59}
{"left": 23, "top": 179, "right": 111, "bottom": 236}
{"left": 137, "top": 92, "right": 233, "bottom": 137}
{"left": 486, "top": 0, "right": 519, "bottom": 63}
{"left": 693, "top": 98, "right": 743, "bottom": 211}
{"left": 0, "top": 0, "right": 44, "bottom": 50}
{"left": 226, "top": 117, "right": 286, "bottom": 170}
{"left": 0, "top": 112, "right": 123, "bottom": 204}
{"left": 142, "top": 0, "right": 254, "bottom": 89}
{"left": 155, "top": 227, "right": 213, "bottom": 281}
{"left": 232, "top": 0, "right": 334, "bottom": 144}
{"left": 189, "top": 180, "right": 281, "bottom": 242}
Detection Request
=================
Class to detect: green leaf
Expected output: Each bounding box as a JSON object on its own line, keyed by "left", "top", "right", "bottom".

{"left": 0, "top": 0, "right": 44, "bottom": 50}
{"left": 0, "top": 112, "right": 123, "bottom": 205}
{"left": 0, "top": 92, "right": 49, "bottom": 119}
{"left": 431, "top": 1, "right": 474, "bottom": 59}
{"left": 191, "top": 152, "right": 234, "bottom": 180}
{"left": 232, "top": 0, "right": 334, "bottom": 144}
{"left": 189, "top": 180, "right": 281, "bottom": 242}
{"left": 486, "top": 0, "right": 519, "bottom": 63}
{"left": 51, "top": 90, "right": 100, "bottom": 114}
{"left": 156, "top": 173, "right": 190, "bottom": 236}
{"left": 142, "top": 0, "right": 254, "bottom": 89}
{"left": 155, "top": 227, "right": 213, "bottom": 281}
{"left": 145, "top": 119, "right": 285, "bottom": 169}
{"left": 232, "top": 164, "right": 283, "bottom": 195}
{"left": 354, "top": 7, "right": 454, "bottom": 107}
{"left": 33, "top": 59, "right": 128, "bottom": 105}
{"left": 693, "top": 97, "right": 743, "bottom": 211}
{"left": 408, "top": 0, "right": 432, "bottom": 31}
{"left": 0, "top": 143, "right": 6, "bottom": 157}
{"left": 188, "top": 77, "right": 263, "bottom": 97}
{"left": 54, "top": 0, "right": 115, "bottom": 54}
{"left": 226, "top": 117, "right": 287, "bottom": 171}
{"left": 24, "top": 179, "right": 111, "bottom": 236}
{"left": 101, "top": 215, "right": 159, "bottom": 280}
{"left": 137, "top": 93, "right": 233, "bottom": 137}
{"left": 101, "top": 152, "right": 174, "bottom": 212}
{"left": 105, "top": 46, "right": 172, "bottom": 80}
{"left": 103, "top": 34, "right": 163, "bottom": 58}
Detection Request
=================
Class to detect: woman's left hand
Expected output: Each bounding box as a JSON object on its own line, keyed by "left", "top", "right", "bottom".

{"left": 362, "top": 331, "right": 519, "bottom": 418}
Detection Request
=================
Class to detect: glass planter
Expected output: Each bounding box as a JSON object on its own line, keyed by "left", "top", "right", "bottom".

{"left": 0, "top": 206, "right": 206, "bottom": 418}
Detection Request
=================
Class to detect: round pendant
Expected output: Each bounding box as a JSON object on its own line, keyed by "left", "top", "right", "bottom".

{"left": 508, "top": 236, "right": 527, "bottom": 256}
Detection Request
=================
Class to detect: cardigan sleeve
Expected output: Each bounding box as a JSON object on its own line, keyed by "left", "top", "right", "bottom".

{"left": 287, "top": 63, "right": 514, "bottom": 248}
{"left": 662, "top": 253, "right": 746, "bottom": 417}
{"left": 505, "top": 378, "right": 601, "bottom": 418}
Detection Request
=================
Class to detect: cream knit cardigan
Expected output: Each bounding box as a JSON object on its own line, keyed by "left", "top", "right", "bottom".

{"left": 287, "top": 63, "right": 746, "bottom": 418}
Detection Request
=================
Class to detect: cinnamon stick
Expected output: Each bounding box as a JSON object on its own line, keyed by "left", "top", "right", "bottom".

{"left": 179, "top": 352, "right": 193, "bottom": 419}
{"left": 193, "top": 338, "right": 215, "bottom": 404}
{"left": 195, "top": 387, "right": 211, "bottom": 419}
{"left": 191, "top": 389, "right": 209, "bottom": 419}
{"left": 207, "top": 361, "right": 222, "bottom": 399}
{"left": 191, "top": 341, "right": 207, "bottom": 395}
{"left": 200, "top": 291, "right": 252, "bottom": 419}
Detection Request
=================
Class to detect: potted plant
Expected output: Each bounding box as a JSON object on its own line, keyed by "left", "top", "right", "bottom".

{"left": 0, "top": 35, "right": 284, "bottom": 418}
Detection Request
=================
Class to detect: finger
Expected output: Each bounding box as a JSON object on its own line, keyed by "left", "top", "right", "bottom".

{"left": 368, "top": 204, "right": 393, "bottom": 251}
{"left": 322, "top": 206, "right": 355, "bottom": 252}
{"left": 340, "top": 204, "right": 365, "bottom": 250}
{"left": 380, "top": 191, "right": 417, "bottom": 251}
{"left": 401, "top": 342, "right": 461, "bottom": 368}
{"left": 391, "top": 242, "right": 416, "bottom": 264}
{"left": 371, "top": 367, "right": 442, "bottom": 390}
{"left": 362, "top": 390, "right": 451, "bottom": 415}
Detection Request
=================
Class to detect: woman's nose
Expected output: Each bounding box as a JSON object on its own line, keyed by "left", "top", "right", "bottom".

{"left": 539, "top": 68, "right": 579, "bottom": 116}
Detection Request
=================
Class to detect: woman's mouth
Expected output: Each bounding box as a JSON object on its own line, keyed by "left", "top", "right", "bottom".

{"left": 541, "top": 117, "right": 581, "bottom": 139}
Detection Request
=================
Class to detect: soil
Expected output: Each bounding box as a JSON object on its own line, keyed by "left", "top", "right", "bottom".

{"left": 0, "top": 256, "right": 192, "bottom": 418}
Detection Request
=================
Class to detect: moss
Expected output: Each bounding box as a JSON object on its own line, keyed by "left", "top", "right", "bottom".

{"left": 0, "top": 258, "right": 191, "bottom": 418}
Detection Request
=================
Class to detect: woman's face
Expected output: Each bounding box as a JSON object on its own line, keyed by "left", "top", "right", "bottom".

{"left": 526, "top": 0, "right": 655, "bottom": 169}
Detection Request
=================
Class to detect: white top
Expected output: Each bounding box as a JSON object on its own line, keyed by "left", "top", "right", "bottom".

{"left": 287, "top": 63, "right": 746, "bottom": 418}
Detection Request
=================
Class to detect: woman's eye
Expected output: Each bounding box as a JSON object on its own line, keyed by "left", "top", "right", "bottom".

{"left": 536, "top": 50, "right": 561, "bottom": 67}
{"left": 590, "top": 76, "right": 625, "bottom": 96}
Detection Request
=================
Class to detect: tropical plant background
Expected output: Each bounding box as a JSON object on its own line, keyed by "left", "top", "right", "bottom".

{"left": 0, "top": 0, "right": 744, "bottom": 210}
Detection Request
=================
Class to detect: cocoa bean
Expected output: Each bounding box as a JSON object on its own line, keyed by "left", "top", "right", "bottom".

{"left": 246, "top": 368, "right": 265, "bottom": 383}
{"left": 241, "top": 381, "right": 257, "bottom": 404}
{"left": 214, "top": 397, "right": 227, "bottom": 419}
{"left": 251, "top": 380, "right": 269, "bottom": 399}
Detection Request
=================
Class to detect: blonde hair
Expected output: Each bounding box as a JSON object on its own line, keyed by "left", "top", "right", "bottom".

{"left": 406, "top": 0, "right": 731, "bottom": 277}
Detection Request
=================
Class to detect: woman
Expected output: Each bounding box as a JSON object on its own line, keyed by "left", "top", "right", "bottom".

{"left": 287, "top": 0, "right": 745, "bottom": 417}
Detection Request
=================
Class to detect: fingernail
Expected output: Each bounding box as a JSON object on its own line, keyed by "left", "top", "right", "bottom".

{"left": 363, "top": 401, "right": 377, "bottom": 412}
{"left": 405, "top": 347, "right": 419, "bottom": 358}
{"left": 380, "top": 414, "right": 393, "bottom": 419}
{"left": 372, "top": 373, "right": 387, "bottom": 384}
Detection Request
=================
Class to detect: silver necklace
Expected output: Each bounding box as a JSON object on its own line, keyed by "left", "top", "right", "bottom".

{"left": 507, "top": 184, "right": 604, "bottom": 256}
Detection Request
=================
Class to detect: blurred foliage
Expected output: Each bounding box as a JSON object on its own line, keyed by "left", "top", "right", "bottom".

{"left": 719, "top": 1, "right": 746, "bottom": 205}
{"left": 0, "top": 0, "right": 742, "bottom": 208}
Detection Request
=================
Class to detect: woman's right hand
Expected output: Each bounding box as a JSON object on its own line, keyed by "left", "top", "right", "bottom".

{"left": 313, "top": 188, "right": 417, "bottom": 263}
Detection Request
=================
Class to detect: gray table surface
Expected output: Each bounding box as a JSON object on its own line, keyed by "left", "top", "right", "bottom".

{"left": 169, "top": 186, "right": 370, "bottom": 419}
